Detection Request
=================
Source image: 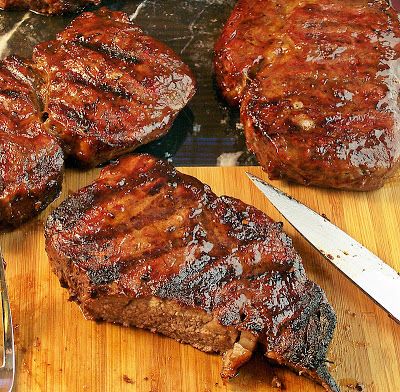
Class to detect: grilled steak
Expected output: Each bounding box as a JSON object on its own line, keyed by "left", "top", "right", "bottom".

{"left": 33, "top": 8, "right": 196, "bottom": 167}
{"left": 45, "top": 154, "right": 338, "bottom": 391}
{"left": 0, "top": 8, "right": 194, "bottom": 227}
{"left": 0, "top": 0, "right": 100, "bottom": 14}
{"left": 214, "top": 0, "right": 400, "bottom": 190}
{"left": 0, "top": 56, "right": 63, "bottom": 230}
{"left": 214, "top": 0, "right": 281, "bottom": 107}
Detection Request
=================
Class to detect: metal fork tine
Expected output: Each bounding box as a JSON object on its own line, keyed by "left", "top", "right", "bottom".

{"left": 0, "top": 250, "right": 15, "bottom": 392}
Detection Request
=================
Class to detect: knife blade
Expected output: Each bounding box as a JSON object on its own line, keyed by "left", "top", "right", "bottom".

{"left": 246, "top": 173, "right": 400, "bottom": 324}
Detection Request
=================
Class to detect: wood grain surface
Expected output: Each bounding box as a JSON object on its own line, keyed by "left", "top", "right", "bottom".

{"left": 1, "top": 166, "right": 399, "bottom": 392}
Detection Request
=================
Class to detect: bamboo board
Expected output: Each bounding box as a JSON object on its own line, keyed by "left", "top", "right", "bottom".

{"left": 1, "top": 166, "right": 399, "bottom": 392}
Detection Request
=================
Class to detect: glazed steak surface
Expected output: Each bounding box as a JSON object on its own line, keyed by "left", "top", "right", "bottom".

{"left": 214, "top": 0, "right": 288, "bottom": 107}
{"left": 215, "top": 0, "right": 400, "bottom": 190}
{"left": 45, "top": 154, "right": 338, "bottom": 391}
{"left": 0, "top": 56, "right": 63, "bottom": 229}
{"left": 0, "top": 0, "right": 100, "bottom": 14}
{"left": 33, "top": 8, "right": 196, "bottom": 167}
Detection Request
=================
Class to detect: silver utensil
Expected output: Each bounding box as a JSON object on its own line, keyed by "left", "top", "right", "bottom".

{"left": 0, "top": 251, "right": 15, "bottom": 392}
{"left": 247, "top": 173, "right": 400, "bottom": 324}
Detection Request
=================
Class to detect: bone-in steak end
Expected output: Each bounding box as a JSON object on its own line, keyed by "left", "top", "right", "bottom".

{"left": 0, "top": 56, "right": 63, "bottom": 230}
{"left": 33, "top": 8, "right": 196, "bottom": 167}
{"left": 215, "top": 0, "right": 400, "bottom": 190}
{"left": 45, "top": 154, "right": 338, "bottom": 391}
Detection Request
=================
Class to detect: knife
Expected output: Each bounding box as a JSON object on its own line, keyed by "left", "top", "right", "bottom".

{"left": 246, "top": 173, "right": 400, "bottom": 324}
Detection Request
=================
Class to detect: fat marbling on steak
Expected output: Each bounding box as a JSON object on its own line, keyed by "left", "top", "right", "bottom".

{"left": 45, "top": 154, "right": 338, "bottom": 391}
{"left": 214, "top": 0, "right": 400, "bottom": 190}
{"left": 0, "top": 0, "right": 100, "bottom": 14}
{"left": 33, "top": 8, "right": 196, "bottom": 167}
{"left": 0, "top": 56, "right": 63, "bottom": 229}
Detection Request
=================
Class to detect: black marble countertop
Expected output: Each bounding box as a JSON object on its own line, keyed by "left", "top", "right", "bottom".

{"left": 0, "top": 0, "right": 257, "bottom": 166}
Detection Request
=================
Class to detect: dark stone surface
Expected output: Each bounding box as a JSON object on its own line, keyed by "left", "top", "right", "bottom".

{"left": 0, "top": 0, "right": 257, "bottom": 166}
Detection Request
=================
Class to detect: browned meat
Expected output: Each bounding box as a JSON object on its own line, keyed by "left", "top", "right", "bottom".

{"left": 0, "top": 56, "right": 63, "bottom": 230}
{"left": 45, "top": 154, "right": 338, "bottom": 391}
{"left": 214, "top": 0, "right": 400, "bottom": 190}
{"left": 0, "top": 8, "right": 194, "bottom": 228}
{"left": 214, "top": 0, "right": 285, "bottom": 107}
{"left": 0, "top": 0, "right": 100, "bottom": 14}
{"left": 33, "top": 8, "right": 196, "bottom": 167}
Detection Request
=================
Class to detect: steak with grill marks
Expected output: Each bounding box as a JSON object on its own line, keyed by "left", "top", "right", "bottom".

{"left": 0, "top": 0, "right": 100, "bottom": 14}
{"left": 45, "top": 154, "right": 338, "bottom": 391}
{"left": 214, "top": 0, "right": 400, "bottom": 190}
{"left": 0, "top": 56, "right": 63, "bottom": 229}
{"left": 33, "top": 8, "right": 196, "bottom": 167}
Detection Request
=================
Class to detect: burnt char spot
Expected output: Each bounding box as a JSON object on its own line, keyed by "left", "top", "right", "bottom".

{"left": 0, "top": 89, "right": 24, "bottom": 99}
{"left": 59, "top": 278, "right": 69, "bottom": 289}
{"left": 242, "top": 319, "right": 264, "bottom": 333}
{"left": 87, "top": 264, "right": 121, "bottom": 285}
{"left": 58, "top": 102, "right": 95, "bottom": 132}
{"left": 156, "top": 254, "right": 243, "bottom": 312}
{"left": 41, "top": 112, "right": 49, "bottom": 122}
{"left": 75, "top": 36, "right": 142, "bottom": 65}
{"left": 148, "top": 181, "right": 164, "bottom": 196}
{"left": 155, "top": 256, "right": 211, "bottom": 299}
{"left": 140, "top": 272, "right": 151, "bottom": 282}
{"left": 219, "top": 207, "right": 262, "bottom": 241}
{"left": 123, "top": 375, "right": 134, "bottom": 384}
{"left": 67, "top": 71, "right": 133, "bottom": 101}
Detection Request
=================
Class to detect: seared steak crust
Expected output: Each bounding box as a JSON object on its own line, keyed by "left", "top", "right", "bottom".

{"left": 214, "top": 0, "right": 286, "bottom": 107}
{"left": 215, "top": 0, "right": 400, "bottom": 190}
{"left": 45, "top": 154, "right": 338, "bottom": 391}
{"left": 34, "top": 8, "right": 196, "bottom": 167}
{"left": 0, "top": 0, "right": 100, "bottom": 14}
{"left": 0, "top": 8, "right": 194, "bottom": 228}
{"left": 0, "top": 56, "right": 63, "bottom": 229}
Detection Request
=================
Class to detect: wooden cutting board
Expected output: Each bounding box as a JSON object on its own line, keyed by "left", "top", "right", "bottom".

{"left": 1, "top": 166, "right": 399, "bottom": 392}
